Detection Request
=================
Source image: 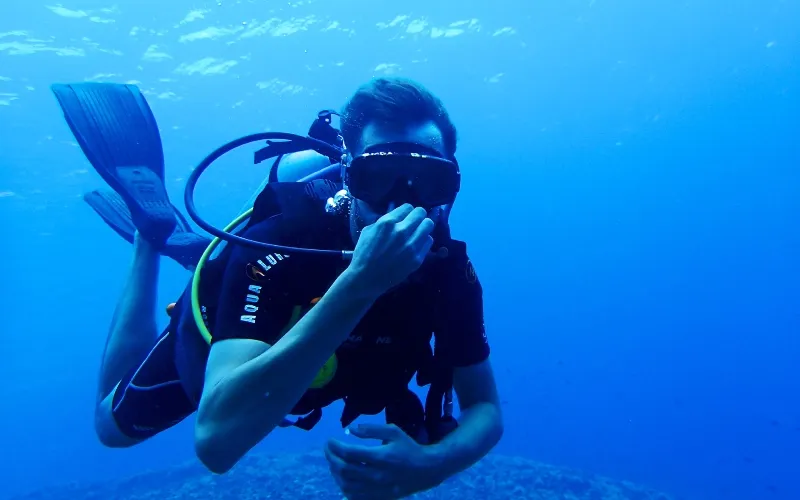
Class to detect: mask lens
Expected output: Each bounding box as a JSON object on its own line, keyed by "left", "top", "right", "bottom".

{"left": 406, "top": 156, "right": 459, "bottom": 207}
{"left": 348, "top": 154, "right": 398, "bottom": 206}
{"left": 348, "top": 152, "right": 459, "bottom": 209}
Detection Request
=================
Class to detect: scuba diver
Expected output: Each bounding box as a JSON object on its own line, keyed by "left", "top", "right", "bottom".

{"left": 52, "top": 76, "right": 502, "bottom": 499}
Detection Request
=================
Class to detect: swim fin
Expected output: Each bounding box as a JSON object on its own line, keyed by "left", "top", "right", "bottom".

{"left": 52, "top": 82, "right": 177, "bottom": 247}
{"left": 83, "top": 189, "right": 136, "bottom": 244}
{"left": 84, "top": 189, "right": 211, "bottom": 270}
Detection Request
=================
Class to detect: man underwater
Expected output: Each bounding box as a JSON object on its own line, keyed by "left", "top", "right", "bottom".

{"left": 54, "top": 76, "right": 503, "bottom": 499}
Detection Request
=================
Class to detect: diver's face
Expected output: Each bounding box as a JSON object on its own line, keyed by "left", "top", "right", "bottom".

{"left": 348, "top": 120, "right": 446, "bottom": 243}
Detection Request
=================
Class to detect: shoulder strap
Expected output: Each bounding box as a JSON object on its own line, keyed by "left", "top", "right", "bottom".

{"left": 267, "top": 155, "right": 283, "bottom": 183}
{"left": 249, "top": 178, "right": 341, "bottom": 227}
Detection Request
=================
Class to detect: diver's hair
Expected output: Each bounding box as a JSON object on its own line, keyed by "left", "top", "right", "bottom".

{"left": 340, "top": 77, "right": 457, "bottom": 159}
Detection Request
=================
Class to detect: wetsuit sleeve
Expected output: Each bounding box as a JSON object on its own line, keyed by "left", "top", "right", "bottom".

{"left": 211, "top": 218, "right": 300, "bottom": 345}
{"left": 434, "top": 241, "right": 490, "bottom": 367}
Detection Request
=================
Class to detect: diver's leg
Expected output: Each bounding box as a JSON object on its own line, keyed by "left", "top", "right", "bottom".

{"left": 96, "top": 232, "right": 161, "bottom": 403}
{"left": 95, "top": 390, "right": 141, "bottom": 448}
{"left": 94, "top": 236, "right": 198, "bottom": 447}
{"left": 95, "top": 328, "right": 197, "bottom": 448}
{"left": 93, "top": 231, "right": 161, "bottom": 447}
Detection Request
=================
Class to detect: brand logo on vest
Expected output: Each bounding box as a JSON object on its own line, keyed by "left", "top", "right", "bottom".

{"left": 245, "top": 253, "right": 290, "bottom": 282}
{"left": 345, "top": 334, "right": 393, "bottom": 345}
{"left": 245, "top": 263, "right": 267, "bottom": 282}
{"left": 240, "top": 284, "right": 263, "bottom": 324}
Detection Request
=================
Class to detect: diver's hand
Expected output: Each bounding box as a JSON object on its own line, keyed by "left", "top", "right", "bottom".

{"left": 348, "top": 204, "right": 434, "bottom": 298}
{"left": 325, "top": 424, "right": 445, "bottom": 500}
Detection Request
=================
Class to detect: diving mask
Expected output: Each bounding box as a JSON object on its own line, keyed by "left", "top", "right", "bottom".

{"left": 347, "top": 142, "right": 461, "bottom": 211}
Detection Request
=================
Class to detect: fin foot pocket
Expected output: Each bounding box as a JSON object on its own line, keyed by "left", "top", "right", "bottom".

{"left": 84, "top": 189, "right": 211, "bottom": 269}
{"left": 83, "top": 190, "right": 136, "bottom": 244}
{"left": 116, "top": 165, "right": 176, "bottom": 246}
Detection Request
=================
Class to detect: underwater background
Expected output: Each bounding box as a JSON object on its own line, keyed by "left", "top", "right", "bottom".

{"left": 0, "top": 0, "right": 798, "bottom": 499}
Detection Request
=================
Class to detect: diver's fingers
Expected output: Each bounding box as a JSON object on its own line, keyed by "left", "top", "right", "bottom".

{"left": 409, "top": 218, "right": 435, "bottom": 257}
{"left": 379, "top": 204, "right": 414, "bottom": 224}
{"left": 395, "top": 207, "right": 429, "bottom": 236}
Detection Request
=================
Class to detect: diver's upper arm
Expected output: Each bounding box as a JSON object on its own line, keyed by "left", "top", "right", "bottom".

{"left": 452, "top": 358, "right": 501, "bottom": 410}
{"left": 202, "top": 338, "right": 271, "bottom": 398}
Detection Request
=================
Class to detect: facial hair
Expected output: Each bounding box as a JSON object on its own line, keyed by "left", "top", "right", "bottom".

{"left": 349, "top": 198, "right": 367, "bottom": 245}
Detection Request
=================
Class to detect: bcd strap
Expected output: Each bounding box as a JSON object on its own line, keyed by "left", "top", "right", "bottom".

{"left": 191, "top": 183, "right": 338, "bottom": 303}
{"left": 386, "top": 388, "right": 426, "bottom": 440}
{"left": 278, "top": 408, "right": 323, "bottom": 430}
{"left": 249, "top": 179, "right": 341, "bottom": 227}
{"left": 268, "top": 155, "right": 283, "bottom": 183}
{"left": 280, "top": 385, "right": 457, "bottom": 444}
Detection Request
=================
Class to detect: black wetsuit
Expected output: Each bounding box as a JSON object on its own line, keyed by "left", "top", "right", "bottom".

{"left": 110, "top": 206, "right": 489, "bottom": 441}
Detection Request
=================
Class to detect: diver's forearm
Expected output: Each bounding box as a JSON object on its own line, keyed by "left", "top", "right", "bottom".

{"left": 425, "top": 403, "right": 504, "bottom": 483}
{"left": 196, "top": 269, "right": 377, "bottom": 473}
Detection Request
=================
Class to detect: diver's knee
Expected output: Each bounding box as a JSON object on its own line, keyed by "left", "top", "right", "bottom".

{"left": 94, "top": 393, "right": 141, "bottom": 448}
{"left": 95, "top": 424, "right": 135, "bottom": 448}
{"left": 94, "top": 418, "right": 136, "bottom": 448}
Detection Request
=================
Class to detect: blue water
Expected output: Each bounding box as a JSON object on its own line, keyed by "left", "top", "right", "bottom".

{"left": 1, "top": 1, "right": 798, "bottom": 499}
